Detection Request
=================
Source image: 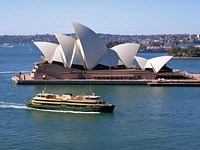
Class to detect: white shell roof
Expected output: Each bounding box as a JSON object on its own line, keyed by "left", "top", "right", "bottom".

{"left": 111, "top": 43, "right": 140, "bottom": 68}
{"left": 98, "top": 49, "right": 121, "bottom": 67}
{"left": 70, "top": 41, "right": 85, "bottom": 68}
{"left": 34, "top": 42, "right": 58, "bottom": 63}
{"left": 134, "top": 56, "right": 148, "bottom": 70}
{"left": 148, "top": 56, "right": 173, "bottom": 73}
{"left": 135, "top": 56, "right": 173, "bottom": 73}
{"left": 34, "top": 21, "right": 142, "bottom": 70}
{"left": 55, "top": 34, "right": 75, "bottom": 67}
{"left": 144, "top": 60, "right": 152, "bottom": 69}
{"left": 35, "top": 55, "right": 47, "bottom": 64}
{"left": 52, "top": 45, "right": 65, "bottom": 65}
{"left": 72, "top": 21, "right": 108, "bottom": 69}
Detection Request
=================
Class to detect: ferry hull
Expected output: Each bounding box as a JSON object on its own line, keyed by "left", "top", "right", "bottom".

{"left": 25, "top": 100, "right": 115, "bottom": 113}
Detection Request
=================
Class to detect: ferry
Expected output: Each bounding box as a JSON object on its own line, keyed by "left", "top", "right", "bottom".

{"left": 25, "top": 89, "right": 115, "bottom": 113}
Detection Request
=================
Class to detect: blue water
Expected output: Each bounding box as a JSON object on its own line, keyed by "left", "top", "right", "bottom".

{"left": 1, "top": 44, "right": 200, "bottom": 150}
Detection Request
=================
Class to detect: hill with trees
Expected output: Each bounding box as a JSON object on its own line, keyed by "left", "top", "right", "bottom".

{"left": 167, "top": 46, "right": 200, "bottom": 57}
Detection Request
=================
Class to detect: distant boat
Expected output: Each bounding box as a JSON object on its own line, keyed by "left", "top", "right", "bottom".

{"left": 25, "top": 88, "right": 115, "bottom": 113}
{"left": 3, "top": 43, "right": 13, "bottom": 48}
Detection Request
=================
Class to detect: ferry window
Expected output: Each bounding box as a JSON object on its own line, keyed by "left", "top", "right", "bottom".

{"left": 47, "top": 95, "right": 56, "bottom": 98}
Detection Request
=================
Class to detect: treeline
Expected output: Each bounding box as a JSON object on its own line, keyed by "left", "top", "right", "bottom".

{"left": 167, "top": 46, "right": 200, "bottom": 57}
{"left": 106, "top": 41, "right": 124, "bottom": 48}
{"left": 106, "top": 41, "right": 146, "bottom": 50}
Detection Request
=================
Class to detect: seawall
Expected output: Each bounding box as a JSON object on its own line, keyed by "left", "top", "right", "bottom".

{"left": 11, "top": 74, "right": 200, "bottom": 86}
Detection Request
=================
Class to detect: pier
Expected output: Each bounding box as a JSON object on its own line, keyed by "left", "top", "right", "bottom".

{"left": 12, "top": 73, "right": 200, "bottom": 86}
{"left": 12, "top": 74, "right": 150, "bottom": 85}
{"left": 147, "top": 79, "right": 200, "bottom": 86}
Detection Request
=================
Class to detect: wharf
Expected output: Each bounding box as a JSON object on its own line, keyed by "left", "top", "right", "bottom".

{"left": 12, "top": 78, "right": 150, "bottom": 85}
{"left": 11, "top": 74, "right": 200, "bottom": 86}
{"left": 147, "top": 79, "right": 200, "bottom": 86}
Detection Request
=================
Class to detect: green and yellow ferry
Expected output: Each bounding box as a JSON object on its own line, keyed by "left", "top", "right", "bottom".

{"left": 25, "top": 89, "right": 115, "bottom": 113}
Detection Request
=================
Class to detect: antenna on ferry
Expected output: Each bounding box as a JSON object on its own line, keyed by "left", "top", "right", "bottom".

{"left": 42, "top": 84, "right": 47, "bottom": 93}
{"left": 88, "top": 84, "right": 95, "bottom": 96}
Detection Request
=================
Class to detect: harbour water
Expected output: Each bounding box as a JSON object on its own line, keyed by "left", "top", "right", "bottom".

{"left": 1, "top": 44, "right": 200, "bottom": 149}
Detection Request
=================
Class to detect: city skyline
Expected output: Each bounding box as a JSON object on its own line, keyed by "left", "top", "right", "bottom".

{"left": 1, "top": 0, "right": 200, "bottom": 35}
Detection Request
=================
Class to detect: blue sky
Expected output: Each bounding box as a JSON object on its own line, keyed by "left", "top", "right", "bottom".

{"left": 0, "top": 0, "right": 200, "bottom": 35}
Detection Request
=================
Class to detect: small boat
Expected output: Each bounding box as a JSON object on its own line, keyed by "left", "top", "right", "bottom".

{"left": 25, "top": 89, "right": 115, "bottom": 113}
{"left": 3, "top": 43, "right": 13, "bottom": 48}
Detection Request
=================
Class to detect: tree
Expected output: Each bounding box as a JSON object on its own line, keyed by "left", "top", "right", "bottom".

{"left": 167, "top": 46, "right": 182, "bottom": 56}
{"left": 106, "top": 41, "right": 123, "bottom": 48}
{"left": 167, "top": 46, "right": 200, "bottom": 57}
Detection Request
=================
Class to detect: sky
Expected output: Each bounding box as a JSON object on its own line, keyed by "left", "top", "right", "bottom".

{"left": 0, "top": 0, "right": 200, "bottom": 35}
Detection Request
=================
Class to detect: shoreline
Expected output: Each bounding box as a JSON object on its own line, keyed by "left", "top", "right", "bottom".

{"left": 12, "top": 75, "right": 200, "bottom": 86}
{"left": 172, "top": 56, "right": 200, "bottom": 59}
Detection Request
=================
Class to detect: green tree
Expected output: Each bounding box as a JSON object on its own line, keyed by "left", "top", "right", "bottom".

{"left": 167, "top": 46, "right": 182, "bottom": 56}
{"left": 106, "top": 41, "right": 123, "bottom": 48}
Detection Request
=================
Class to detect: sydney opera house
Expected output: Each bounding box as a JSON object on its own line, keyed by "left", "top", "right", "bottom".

{"left": 12, "top": 21, "right": 195, "bottom": 84}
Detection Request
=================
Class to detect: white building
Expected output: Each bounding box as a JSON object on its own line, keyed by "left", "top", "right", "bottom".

{"left": 34, "top": 21, "right": 140, "bottom": 70}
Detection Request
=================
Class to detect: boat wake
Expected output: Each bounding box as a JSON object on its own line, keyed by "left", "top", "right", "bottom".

{"left": 0, "top": 102, "right": 27, "bottom": 109}
{"left": 0, "top": 102, "right": 100, "bottom": 114}
{"left": 33, "top": 109, "right": 100, "bottom": 114}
